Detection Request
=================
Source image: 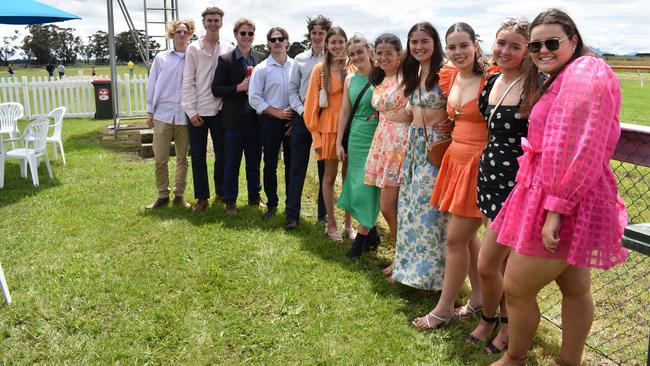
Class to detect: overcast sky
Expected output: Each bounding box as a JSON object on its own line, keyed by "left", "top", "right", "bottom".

{"left": 3, "top": 0, "right": 649, "bottom": 55}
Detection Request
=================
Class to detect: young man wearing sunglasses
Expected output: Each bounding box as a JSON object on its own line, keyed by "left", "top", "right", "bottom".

{"left": 211, "top": 18, "right": 267, "bottom": 215}
{"left": 248, "top": 27, "right": 294, "bottom": 222}
{"left": 285, "top": 15, "right": 331, "bottom": 230}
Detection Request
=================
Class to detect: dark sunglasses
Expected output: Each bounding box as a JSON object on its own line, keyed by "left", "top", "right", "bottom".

{"left": 268, "top": 36, "right": 286, "bottom": 43}
{"left": 239, "top": 31, "right": 254, "bottom": 37}
{"left": 527, "top": 34, "right": 572, "bottom": 53}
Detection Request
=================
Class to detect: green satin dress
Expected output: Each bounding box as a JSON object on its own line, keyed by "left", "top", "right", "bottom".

{"left": 338, "top": 72, "right": 380, "bottom": 228}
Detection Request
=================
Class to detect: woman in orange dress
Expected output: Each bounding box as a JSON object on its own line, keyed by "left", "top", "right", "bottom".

{"left": 304, "top": 26, "right": 354, "bottom": 241}
{"left": 413, "top": 22, "right": 495, "bottom": 329}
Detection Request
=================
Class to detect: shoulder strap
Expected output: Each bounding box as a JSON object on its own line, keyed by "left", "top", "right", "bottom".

{"left": 350, "top": 81, "right": 371, "bottom": 117}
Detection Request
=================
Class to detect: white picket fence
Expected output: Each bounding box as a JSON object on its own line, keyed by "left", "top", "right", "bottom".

{"left": 0, "top": 75, "right": 149, "bottom": 118}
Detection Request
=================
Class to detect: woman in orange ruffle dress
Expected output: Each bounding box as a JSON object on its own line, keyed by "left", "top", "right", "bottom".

{"left": 304, "top": 26, "right": 354, "bottom": 241}
{"left": 413, "top": 22, "right": 498, "bottom": 330}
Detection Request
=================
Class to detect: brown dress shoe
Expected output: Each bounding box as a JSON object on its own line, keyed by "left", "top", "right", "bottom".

{"left": 261, "top": 207, "right": 277, "bottom": 221}
{"left": 225, "top": 202, "right": 237, "bottom": 215}
{"left": 145, "top": 197, "right": 169, "bottom": 209}
{"left": 192, "top": 199, "right": 209, "bottom": 212}
{"left": 173, "top": 196, "right": 191, "bottom": 209}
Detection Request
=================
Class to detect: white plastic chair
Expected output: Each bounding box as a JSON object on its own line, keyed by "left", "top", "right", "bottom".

{"left": 0, "top": 102, "right": 24, "bottom": 153}
{"left": 0, "top": 116, "right": 53, "bottom": 188}
{"left": 47, "top": 106, "right": 67, "bottom": 165}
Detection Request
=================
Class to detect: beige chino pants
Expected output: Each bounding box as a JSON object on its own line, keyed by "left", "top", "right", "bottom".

{"left": 153, "top": 120, "right": 189, "bottom": 198}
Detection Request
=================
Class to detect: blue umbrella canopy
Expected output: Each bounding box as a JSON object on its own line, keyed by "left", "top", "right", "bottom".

{"left": 0, "top": 0, "right": 81, "bottom": 25}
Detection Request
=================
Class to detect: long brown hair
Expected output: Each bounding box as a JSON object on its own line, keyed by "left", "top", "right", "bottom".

{"left": 322, "top": 26, "right": 348, "bottom": 93}
{"left": 495, "top": 17, "right": 539, "bottom": 116}
{"left": 529, "top": 9, "right": 594, "bottom": 106}
{"left": 401, "top": 22, "right": 445, "bottom": 97}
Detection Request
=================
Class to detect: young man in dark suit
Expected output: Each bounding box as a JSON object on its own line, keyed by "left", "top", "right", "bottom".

{"left": 211, "top": 18, "right": 266, "bottom": 215}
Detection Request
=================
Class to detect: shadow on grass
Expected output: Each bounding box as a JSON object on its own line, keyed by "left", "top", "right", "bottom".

{"left": 0, "top": 162, "right": 61, "bottom": 208}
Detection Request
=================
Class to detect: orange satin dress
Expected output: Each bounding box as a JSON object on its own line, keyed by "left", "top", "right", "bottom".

{"left": 430, "top": 65, "right": 489, "bottom": 218}
{"left": 303, "top": 63, "right": 345, "bottom": 160}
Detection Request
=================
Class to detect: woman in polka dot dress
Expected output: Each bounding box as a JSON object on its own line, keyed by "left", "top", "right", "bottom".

{"left": 467, "top": 17, "right": 542, "bottom": 355}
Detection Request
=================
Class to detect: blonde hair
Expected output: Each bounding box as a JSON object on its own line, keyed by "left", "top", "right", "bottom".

{"left": 166, "top": 19, "right": 195, "bottom": 39}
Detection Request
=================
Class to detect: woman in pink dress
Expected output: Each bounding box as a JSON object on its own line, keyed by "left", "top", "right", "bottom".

{"left": 489, "top": 9, "right": 628, "bottom": 366}
{"left": 365, "top": 33, "right": 409, "bottom": 246}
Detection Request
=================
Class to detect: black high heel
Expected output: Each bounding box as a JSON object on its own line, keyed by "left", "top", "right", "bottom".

{"left": 465, "top": 314, "right": 499, "bottom": 345}
{"left": 363, "top": 227, "right": 380, "bottom": 252}
{"left": 347, "top": 233, "right": 368, "bottom": 260}
{"left": 484, "top": 316, "right": 508, "bottom": 355}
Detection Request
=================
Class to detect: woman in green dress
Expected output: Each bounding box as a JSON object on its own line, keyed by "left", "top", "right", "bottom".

{"left": 336, "top": 34, "right": 381, "bottom": 260}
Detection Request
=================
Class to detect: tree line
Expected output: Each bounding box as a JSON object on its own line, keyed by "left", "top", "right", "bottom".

{"left": 1, "top": 24, "right": 315, "bottom": 66}
{"left": 1, "top": 25, "right": 160, "bottom": 66}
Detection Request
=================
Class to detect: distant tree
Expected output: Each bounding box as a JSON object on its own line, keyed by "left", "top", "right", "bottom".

{"left": 22, "top": 24, "right": 81, "bottom": 64}
{"left": 252, "top": 44, "right": 269, "bottom": 57}
{"left": 1, "top": 30, "right": 20, "bottom": 66}
{"left": 288, "top": 40, "right": 309, "bottom": 58}
{"left": 115, "top": 30, "right": 160, "bottom": 62}
{"left": 53, "top": 27, "right": 82, "bottom": 64}
{"left": 87, "top": 30, "right": 109, "bottom": 63}
{"left": 22, "top": 24, "right": 56, "bottom": 64}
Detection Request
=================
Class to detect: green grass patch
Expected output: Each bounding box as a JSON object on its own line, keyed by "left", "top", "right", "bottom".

{"left": 0, "top": 118, "right": 590, "bottom": 365}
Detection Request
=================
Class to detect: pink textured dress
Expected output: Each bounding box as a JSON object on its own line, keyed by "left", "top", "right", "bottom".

{"left": 491, "top": 56, "right": 628, "bottom": 270}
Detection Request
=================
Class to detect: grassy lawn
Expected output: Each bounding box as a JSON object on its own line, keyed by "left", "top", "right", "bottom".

{"left": 4, "top": 63, "right": 149, "bottom": 80}
{"left": 0, "top": 118, "right": 588, "bottom": 365}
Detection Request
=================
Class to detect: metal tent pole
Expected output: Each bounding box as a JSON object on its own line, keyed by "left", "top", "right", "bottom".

{"left": 107, "top": 0, "right": 119, "bottom": 136}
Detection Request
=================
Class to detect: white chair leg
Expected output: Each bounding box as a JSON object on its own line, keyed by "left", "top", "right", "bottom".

{"left": 0, "top": 264, "right": 11, "bottom": 305}
{"left": 28, "top": 155, "right": 39, "bottom": 186}
{"left": 0, "top": 154, "right": 4, "bottom": 189}
{"left": 43, "top": 153, "right": 53, "bottom": 179}
{"left": 19, "top": 159, "right": 26, "bottom": 178}
{"left": 58, "top": 140, "right": 66, "bottom": 166}
{"left": 51, "top": 141, "right": 58, "bottom": 160}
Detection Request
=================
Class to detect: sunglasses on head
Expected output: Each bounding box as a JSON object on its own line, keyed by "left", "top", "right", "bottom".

{"left": 527, "top": 34, "right": 572, "bottom": 53}
{"left": 268, "top": 36, "right": 286, "bottom": 43}
{"left": 239, "top": 31, "right": 254, "bottom": 37}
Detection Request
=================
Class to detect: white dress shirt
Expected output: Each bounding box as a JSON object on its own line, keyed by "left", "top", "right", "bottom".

{"left": 288, "top": 48, "right": 324, "bottom": 116}
{"left": 181, "top": 36, "right": 235, "bottom": 118}
{"left": 248, "top": 54, "right": 294, "bottom": 115}
{"left": 146, "top": 48, "right": 187, "bottom": 124}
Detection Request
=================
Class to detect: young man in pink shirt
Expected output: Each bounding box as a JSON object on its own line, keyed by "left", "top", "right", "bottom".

{"left": 181, "top": 6, "right": 235, "bottom": 212}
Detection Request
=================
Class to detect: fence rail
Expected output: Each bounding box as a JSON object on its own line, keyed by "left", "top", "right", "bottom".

{"left": 0, "top": 75, "right": 148, "bottom": 118}
{"left": 541, "top": 123, "right": 650, "bottom": 366}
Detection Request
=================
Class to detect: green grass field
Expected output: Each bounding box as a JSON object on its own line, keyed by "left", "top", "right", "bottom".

{"left": 0, "top": 59, "right": 648, "bottom": 365}
{"left": 0, "top": 118, "right": 601, "bottom": 365}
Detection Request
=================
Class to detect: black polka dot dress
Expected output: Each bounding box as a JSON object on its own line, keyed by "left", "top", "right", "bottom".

{"left": 477, "top": 73, "right": 528, "bottom": 221}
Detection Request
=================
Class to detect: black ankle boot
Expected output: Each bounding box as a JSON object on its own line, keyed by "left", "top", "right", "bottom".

{"left": 347, "top": 233, "right": 367, "bottom": 260}
{"left": 364, "top": 227, "right": 380, "bottom": 252}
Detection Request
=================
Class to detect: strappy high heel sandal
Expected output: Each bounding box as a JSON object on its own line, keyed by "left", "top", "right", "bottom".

{"left": 466, "top": 314, "right": 499, "bottom": 344}
{"left": 325, "top": 227, "right": 343, "bottom": 242}
{"left": 485, "top": 316, "right": 508, "bottom": 355}
{"left": 411, "top": 311, "right": 451, "bottom": 330}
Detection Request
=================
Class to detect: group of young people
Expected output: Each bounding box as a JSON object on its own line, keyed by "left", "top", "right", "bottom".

{"left": 144, "top": 6, "right": 628, "bottom": 365}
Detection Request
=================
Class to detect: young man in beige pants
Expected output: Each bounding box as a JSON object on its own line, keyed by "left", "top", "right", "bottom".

{"left": 145, "top": 19, "right": 195, "bottom": 209}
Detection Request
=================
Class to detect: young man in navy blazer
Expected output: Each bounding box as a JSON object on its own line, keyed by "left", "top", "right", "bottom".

{"left": 212, "top": 18, "right": 266, "bottom": 215}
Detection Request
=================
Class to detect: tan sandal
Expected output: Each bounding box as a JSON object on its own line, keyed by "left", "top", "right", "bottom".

{"left": 411, "top": 311, "right": 451, "bottom": 330}
{"left": 343, "top": 227, "right": 357, "bottom": 240}
{"left": 325, "top": 227, "right": 343, "bottom": 242}
{"left": 454, "top": 301, "right": 483, "bottom": 318}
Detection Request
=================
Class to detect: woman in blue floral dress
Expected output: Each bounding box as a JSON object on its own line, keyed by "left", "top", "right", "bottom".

{"left": 390, "top": 22, "right": 451, "bottom": 290}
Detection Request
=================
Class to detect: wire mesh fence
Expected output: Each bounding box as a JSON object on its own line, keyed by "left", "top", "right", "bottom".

{"left": 538, "top": 124, "right": 650, "bottom": 365}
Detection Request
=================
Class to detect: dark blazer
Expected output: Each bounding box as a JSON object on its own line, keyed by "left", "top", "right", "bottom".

{"left": 212, "top": 48, "right": 266, "bottom": 129}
